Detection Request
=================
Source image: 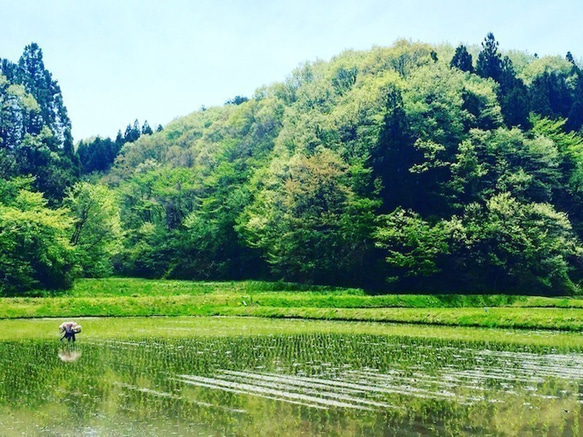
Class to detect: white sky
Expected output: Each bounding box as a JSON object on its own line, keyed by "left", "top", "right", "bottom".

{"left": 1, "top": 0, "right": 582, "bottom": 141}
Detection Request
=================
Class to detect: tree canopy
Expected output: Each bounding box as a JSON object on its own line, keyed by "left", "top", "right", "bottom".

{"left": 2, "top": 37, "right": 583, "bottom": 295}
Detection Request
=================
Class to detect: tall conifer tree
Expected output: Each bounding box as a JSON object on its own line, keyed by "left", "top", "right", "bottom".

{"left": 450, "top": 45, "right": 474, "bottom": 73}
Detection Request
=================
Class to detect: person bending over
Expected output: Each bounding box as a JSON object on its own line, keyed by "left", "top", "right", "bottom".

{"left": 59, "top": 321, "right": 82, "bottom": 342}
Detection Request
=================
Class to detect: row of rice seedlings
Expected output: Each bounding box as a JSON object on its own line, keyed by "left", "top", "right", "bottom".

{"left": 91, "top": 333, "right": 583, "bottom": 434}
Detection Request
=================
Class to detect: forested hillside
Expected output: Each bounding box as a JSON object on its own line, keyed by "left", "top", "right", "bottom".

{"left": 2, "top": 34, "right": 583, "bottom": 295}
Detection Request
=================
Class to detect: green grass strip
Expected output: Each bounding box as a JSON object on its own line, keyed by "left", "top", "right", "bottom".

{"left": 2, "top": 278, "right": 582, "bottom": 331}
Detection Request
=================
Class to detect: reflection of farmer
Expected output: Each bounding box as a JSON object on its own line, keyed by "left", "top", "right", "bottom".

{"left": 59, "top": 321, "right": 82, "bottom": 342}
{"left": 58, "top": 349, "right": 82, "bottom": 362}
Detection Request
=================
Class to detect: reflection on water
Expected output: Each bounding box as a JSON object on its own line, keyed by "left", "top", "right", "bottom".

{"left": 58, "top": 347, "right": 82, "bottom": 362}
{"left": 0, "top": 326, "right": 581, "bottom": 435}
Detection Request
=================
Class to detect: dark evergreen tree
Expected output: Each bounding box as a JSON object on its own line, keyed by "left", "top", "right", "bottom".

{"left": 141, "top": 120, "right": 153, "bottom": 135}
{"left": 16, "top": 43, "right": 72, "bottom": 149}
{"left": 0, "top": 80, "right": 26, "bottom": 148}
{"left": 76, "top": 140, "right": 89, "bottom": 169}
{"left": 476, "top": 34, "right": 529, "bottom": 128}
{"left": 372, "top": 88, "right": 418, "bottom": 212}
{"left": 76, "top": 117, "right": 159, "bottom": 175}
{"left": 529, "top": 72, "right": 573, "bottom": 119}
{"left": 124, "top": 120, "right": 141, "bottom": 143}
{"left": 450, "top": 44, "right": 474, "bottom": 73}
{"left": 115, "top": 129, "right": 124, "bottom": 147}
{"left": 77, "top": 136, "right": 120, "bottom": 174}
{"left": 567, "top": 72, "right": 583, "bottom": 132}
{"left": 500, "top": 78, "right": 530, "bottom": 128}
{"left": 530, "top": 76, "right": 553, "bottom": 118}
{"left": 0, "top": 43, "right": 78, "bottom": 203}
{"left": 0, "top": 59, "right": 18, "bottom": 83}
{"left": 225, "top": 95, "right": 249, "bottom": 105}
{"left": 476, "top": 33, "right": 504, "bottom": 82}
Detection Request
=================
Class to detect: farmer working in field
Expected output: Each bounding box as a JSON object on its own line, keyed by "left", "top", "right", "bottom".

{"left": 59, "top": 321, "right": 82, "bottom": 342}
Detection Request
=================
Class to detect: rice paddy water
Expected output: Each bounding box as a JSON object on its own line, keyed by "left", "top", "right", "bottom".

{"left": 0, "top": 317, "right": 581, "bottom": 435}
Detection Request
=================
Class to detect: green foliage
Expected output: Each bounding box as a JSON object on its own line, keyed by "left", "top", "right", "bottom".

{"left": 114, "top": 166, "right": 199, "bottom": 277}
{"left": 443, "top": 194, "right": 582, "bottom": 294}
{"left": 530, "top": 115, "right": 583, "bottom": 204}
{"left": 225, "top": 95, "right": 249, "bottom": 105}
{"left": 0, "top": 178, "right": 77, "bottom": 294}
{"left": 241, "top": 148, "right": 378, "bottom": 285}
{"left": 76, "top": 119, "right": 155, "bottom": 175}
{"left": 375, "top": 209, "right": 449, "bottom": 279}
{"left": 519, "top": 55, "right": 575, "bottom": 85}
{"left": 176, "top": 162, "right": 262, "bottom": 280}
{"left": 451, "top": 127, "right": 561, "bottom": 204}
{"left": 65, "top": 182, "right": 122, "bottom": 277}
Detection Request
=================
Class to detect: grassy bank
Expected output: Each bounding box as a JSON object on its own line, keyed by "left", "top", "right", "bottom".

{"left": 1, "top": 278, "right": 582, "bottom": 331}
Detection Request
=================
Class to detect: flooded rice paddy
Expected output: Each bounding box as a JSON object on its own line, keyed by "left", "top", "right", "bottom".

{"left": 0, "top": 317, "right": 581, "bottom": 436}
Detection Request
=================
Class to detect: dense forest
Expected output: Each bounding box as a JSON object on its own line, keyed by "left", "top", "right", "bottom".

{"left": 2, "top": 34, "right": 583, "bottom": 295}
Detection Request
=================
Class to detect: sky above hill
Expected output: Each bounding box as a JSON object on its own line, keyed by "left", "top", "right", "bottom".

{"left": 2, "top": 0, "right": 582, "bottom": 141}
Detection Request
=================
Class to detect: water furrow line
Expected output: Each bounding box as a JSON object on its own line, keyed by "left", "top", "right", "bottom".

{"left": 175, "top": 375, "right": 373, "bottom": 410}
{"left": 257, "top": 371, "right": 461, "bottom": 402}
{"left": 217, "top": 371, "right": 395, "bottom": 408}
